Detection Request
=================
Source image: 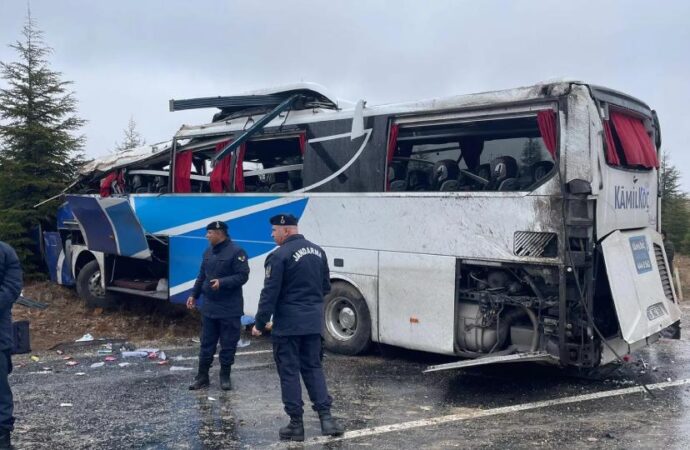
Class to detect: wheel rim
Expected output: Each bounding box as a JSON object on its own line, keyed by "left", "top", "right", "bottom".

{"left": 325, "top": 296, "right": 358, "bottom": 341}
{"left": 87, "top": 270, "right": 105, "bottom": 298}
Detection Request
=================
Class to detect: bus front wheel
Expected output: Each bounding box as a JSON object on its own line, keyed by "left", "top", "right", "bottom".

{"left": 323, "top": 282, "right": 371, "bottom": 355}
{"left": 76, "top": 260, "right": 117, "bottom": 309}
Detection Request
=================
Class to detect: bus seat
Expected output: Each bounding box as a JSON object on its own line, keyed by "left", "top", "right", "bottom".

{"left": 440, "top": 180, "right": 459, "bottom": 191}
{"left": 498, "top": 178, "right": 520, "bottom": 191}
{"left": 388, "top": 161, "right": 407, "bottom": 186}
{"left": 389, "top": 180, "right": 407, "bottom": 191}
{"left": 406, "top": 169, "right": 430, "bottom": 191}
{"left": 488, "top": 156, "right": 518, "bottom": 190}
{"left": 532, "top": 161, "right": 555, "bottom": 183}
{"left": 269, "top": 183, "right": 289, "bottom": 192}
{"left": 432, "top": 159, "right": 459, "bottom": 190}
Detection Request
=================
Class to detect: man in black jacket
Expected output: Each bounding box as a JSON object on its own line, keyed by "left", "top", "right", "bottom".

{"left": 252, "top": 214, "right": 344, "bottom": 441}
{"left": 0, "top": 241, "right": 22, "bottom": 450}
{"left": 187, "top": 221, "right": 249, "bottom": 391}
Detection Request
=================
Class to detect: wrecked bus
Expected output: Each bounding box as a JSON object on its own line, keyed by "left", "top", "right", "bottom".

{"left": 45, "top": 81, "right": 680, "bottom": 370}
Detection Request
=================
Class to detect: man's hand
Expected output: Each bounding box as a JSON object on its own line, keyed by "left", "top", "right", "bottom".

{"left": 186, "top": 296, "right": 196, "bottom": 310}
{"left": 265, "top": 321, "right": 273, "bottom": 331}
{"left": 251, "top": 326, "right": 262, "bottom": 336}
{"left": 210, "top": 279, "right": 220, "bottom": 290}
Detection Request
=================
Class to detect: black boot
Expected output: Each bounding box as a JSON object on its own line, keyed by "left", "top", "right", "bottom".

{"left": 318, "top": 410, "right": 345, "bottom": 436}
{"left": 0, "top": 429, "right": 10, "bottom": 450}
{"left": 279, "top": 415, "right": 304, "bottom": 442}
{"left": 188, "top": 364, "right": 210, "bottom": 390}
{"left": 219, "top": 365, "right": 232, "bottom": 391}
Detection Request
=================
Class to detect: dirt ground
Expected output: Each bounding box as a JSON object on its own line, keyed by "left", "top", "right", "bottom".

{"left": 12, "top": 281, "right": 201, "bottom": 351}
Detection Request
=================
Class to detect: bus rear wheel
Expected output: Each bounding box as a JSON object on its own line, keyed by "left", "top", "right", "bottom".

{"left": 323, "top": 282, "right": 371, "bottom": 355}
{"left": 76, "top": 260, "right": 117, "bottom": 309}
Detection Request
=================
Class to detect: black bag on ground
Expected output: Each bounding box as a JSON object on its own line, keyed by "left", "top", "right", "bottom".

{"left": 12, "top": 320, "right": 31, "bottom": 355}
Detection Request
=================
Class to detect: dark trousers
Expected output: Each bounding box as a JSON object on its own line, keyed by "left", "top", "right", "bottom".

{"left": 199, "top": 316, "right": 241, "bottom": 368}
{"left": 272, "top": 334, "right": 332, "bottom": 416}
{"left": 0, "top": 350, "right": 13, "bottom": 432}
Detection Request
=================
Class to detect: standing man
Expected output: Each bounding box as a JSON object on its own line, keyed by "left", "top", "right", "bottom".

{"left": 0, "top": 241, "right": 22, "bottom": 450}
{"left": 252, "top": 214, "right": 344, "bottom": 442}
{"left": 187, "top": 221, "right": 249, "bottom": 391}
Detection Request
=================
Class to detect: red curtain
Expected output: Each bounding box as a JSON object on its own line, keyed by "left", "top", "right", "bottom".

{"left": 387, "top": 124, "right": 399, "bottom": 163}
{"left": 602, "top": 121, "right": 621, "bottom": 166}
{"left": 234, "top": 143, "right": 247, "bottom": 193}
{"left": 298, "top": 133, "right": 307, "bottom": 155}
{"left": 537, "top": 110, "right": 558, "bottom": 160}
{"left": 210, "top": 140, "right": 232, "bottom": 193}
{"left": 610, "top": 111, "right": 659, "bottom": 169}
{"left": 174, "top": 150, "right": 193, "bottom": 193}
{"left": 100, "top": 171, "right": 120, "bottom": 197}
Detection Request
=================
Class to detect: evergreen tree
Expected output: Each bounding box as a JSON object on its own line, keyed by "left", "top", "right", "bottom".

{"left": 520, "top": 138, "right": 542, "bottom": 167}
{"left": 0, "top": 14, "right": 85, "bottom": 276}
{"left": 114, "top": 116, "right": 145, "bottom": 152}
{"left": 659, "top": 152, "right": 689, "bottom": 254}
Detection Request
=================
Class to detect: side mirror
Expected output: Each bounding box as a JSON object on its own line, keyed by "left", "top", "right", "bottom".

{"left": 351, "top": 99, "right": 365, "bottom": 140}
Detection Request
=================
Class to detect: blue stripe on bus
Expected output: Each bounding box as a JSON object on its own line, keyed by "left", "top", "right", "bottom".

{"left": 168, "top": 197, "right": 309, "bottom": 294}
{"left": 132, "top": 195, "right": 279, "bottom": 234}
{"left": 66, "top": 196, "right": 118, "bottom": 255}
{"left": 103, "top": 201, "right": 150, "bottom": 257}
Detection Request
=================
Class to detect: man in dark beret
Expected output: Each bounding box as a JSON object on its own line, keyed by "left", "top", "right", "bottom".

{"left": 252, "top": 213, "right": 344, "bottom": 441}
{"left": 187, "top": 220, "right": 250, "bottom": 391}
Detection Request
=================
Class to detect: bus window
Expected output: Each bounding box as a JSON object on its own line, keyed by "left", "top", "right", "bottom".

{"left": 242, "top": 137, "right": 304, "bottom": 193}
{"left": 388, "top": 116, "right": 555, "bottom": 192}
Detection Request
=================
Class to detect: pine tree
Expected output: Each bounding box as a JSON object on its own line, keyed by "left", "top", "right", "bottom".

{"left": 0, "top": 13, "right": 85, "bottom": 277}
{"left": 520, "top": 138, "right": 542, "bottom": 167}
{"left": 659, "top": 152, "right": 690, "bottom": 253}
{"left": 114, "top": 116, "right": 145, "bottom": 152}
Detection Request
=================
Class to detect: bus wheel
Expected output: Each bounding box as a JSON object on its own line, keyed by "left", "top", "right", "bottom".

{"left": 76, "top": 261, "right": 117, "bottom": 309}
{"left": 323, "top": 282, "right": 371, "bottom": 355}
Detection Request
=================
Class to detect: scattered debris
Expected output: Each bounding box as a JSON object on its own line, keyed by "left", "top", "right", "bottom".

{"left": 59, "top": 403, "right": 73, "bottom": 407}
{"left": 170, "top": 366, "right": 193, "bottom": 372}
{"left": 90, "top": 362, "right": 105, "bottom": 369}
{"left": 75, "top": 333, "right": 94, "bottom": 342}
{"left": 56, "top": 350, "right": 64, "bottom": 355}
{"left": 122, "top": 351, "right": 149, "bottom": 358}
{"left": 66, "top": 361, "right": 79, "bottom": 367}
{"left": 237, "top": 338, "right": 251, "bottom": 348}
{"left": 157, "top": 360, "right": 169, "bottom": 366}
{"left": 75, "top": 372, "right": 86, "bottom": 376}
{"left": 104, "top": 356, "right": 117, "bottom": 362}
{"left": 420, "top": 406, "right": 432, "bottom": 411}
{"left": 118, "top": 362, "right": 131, "bottom": 368}
{"left": 159, "top": 351, "right": 167, "bottom": 361}
{"left": 207, "top": 397, "right": 217, "bottom": 401}
{"left": 30, "top": 355, "right": 39, "bottom": 362}
{"left": 97, "top": 343, "right": 113, "bottom": 356}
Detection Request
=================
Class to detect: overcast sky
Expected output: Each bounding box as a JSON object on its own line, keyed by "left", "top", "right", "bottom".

{"left": 1, "top": 0, "right": 689, "bottom": 190}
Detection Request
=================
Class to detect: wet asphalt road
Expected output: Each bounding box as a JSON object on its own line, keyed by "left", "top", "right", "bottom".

{"left": 8, "top": 305, "right": 690, "bottom": 449}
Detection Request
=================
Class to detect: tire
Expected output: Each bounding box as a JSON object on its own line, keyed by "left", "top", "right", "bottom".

{"left": 323, "top": 282, "right": 371, "bottom": 355}
{"left": 76, "top": 260, "right": 117, "bottom": 309}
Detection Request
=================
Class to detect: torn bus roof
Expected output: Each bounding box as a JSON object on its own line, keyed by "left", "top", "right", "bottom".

{"left": 170, "top": 80, "right": 581, "bottom": 140}
{"left": 169, "top": 82, "right": 347, "bottom": 118}
{"left": 79, "top": 141, "right": 172, "bottom": 176}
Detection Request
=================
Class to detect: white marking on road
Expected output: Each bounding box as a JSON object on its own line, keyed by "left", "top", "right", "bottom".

{"left": 278, "top": 377, "right": 690, "bottom": 447}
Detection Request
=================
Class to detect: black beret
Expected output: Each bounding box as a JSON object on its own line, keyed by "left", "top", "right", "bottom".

{"left": 269, "top": 214, "right": 298, "bottom": 226}
{"left": 206, "top": 220, "right": 228, "bottom": 231}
